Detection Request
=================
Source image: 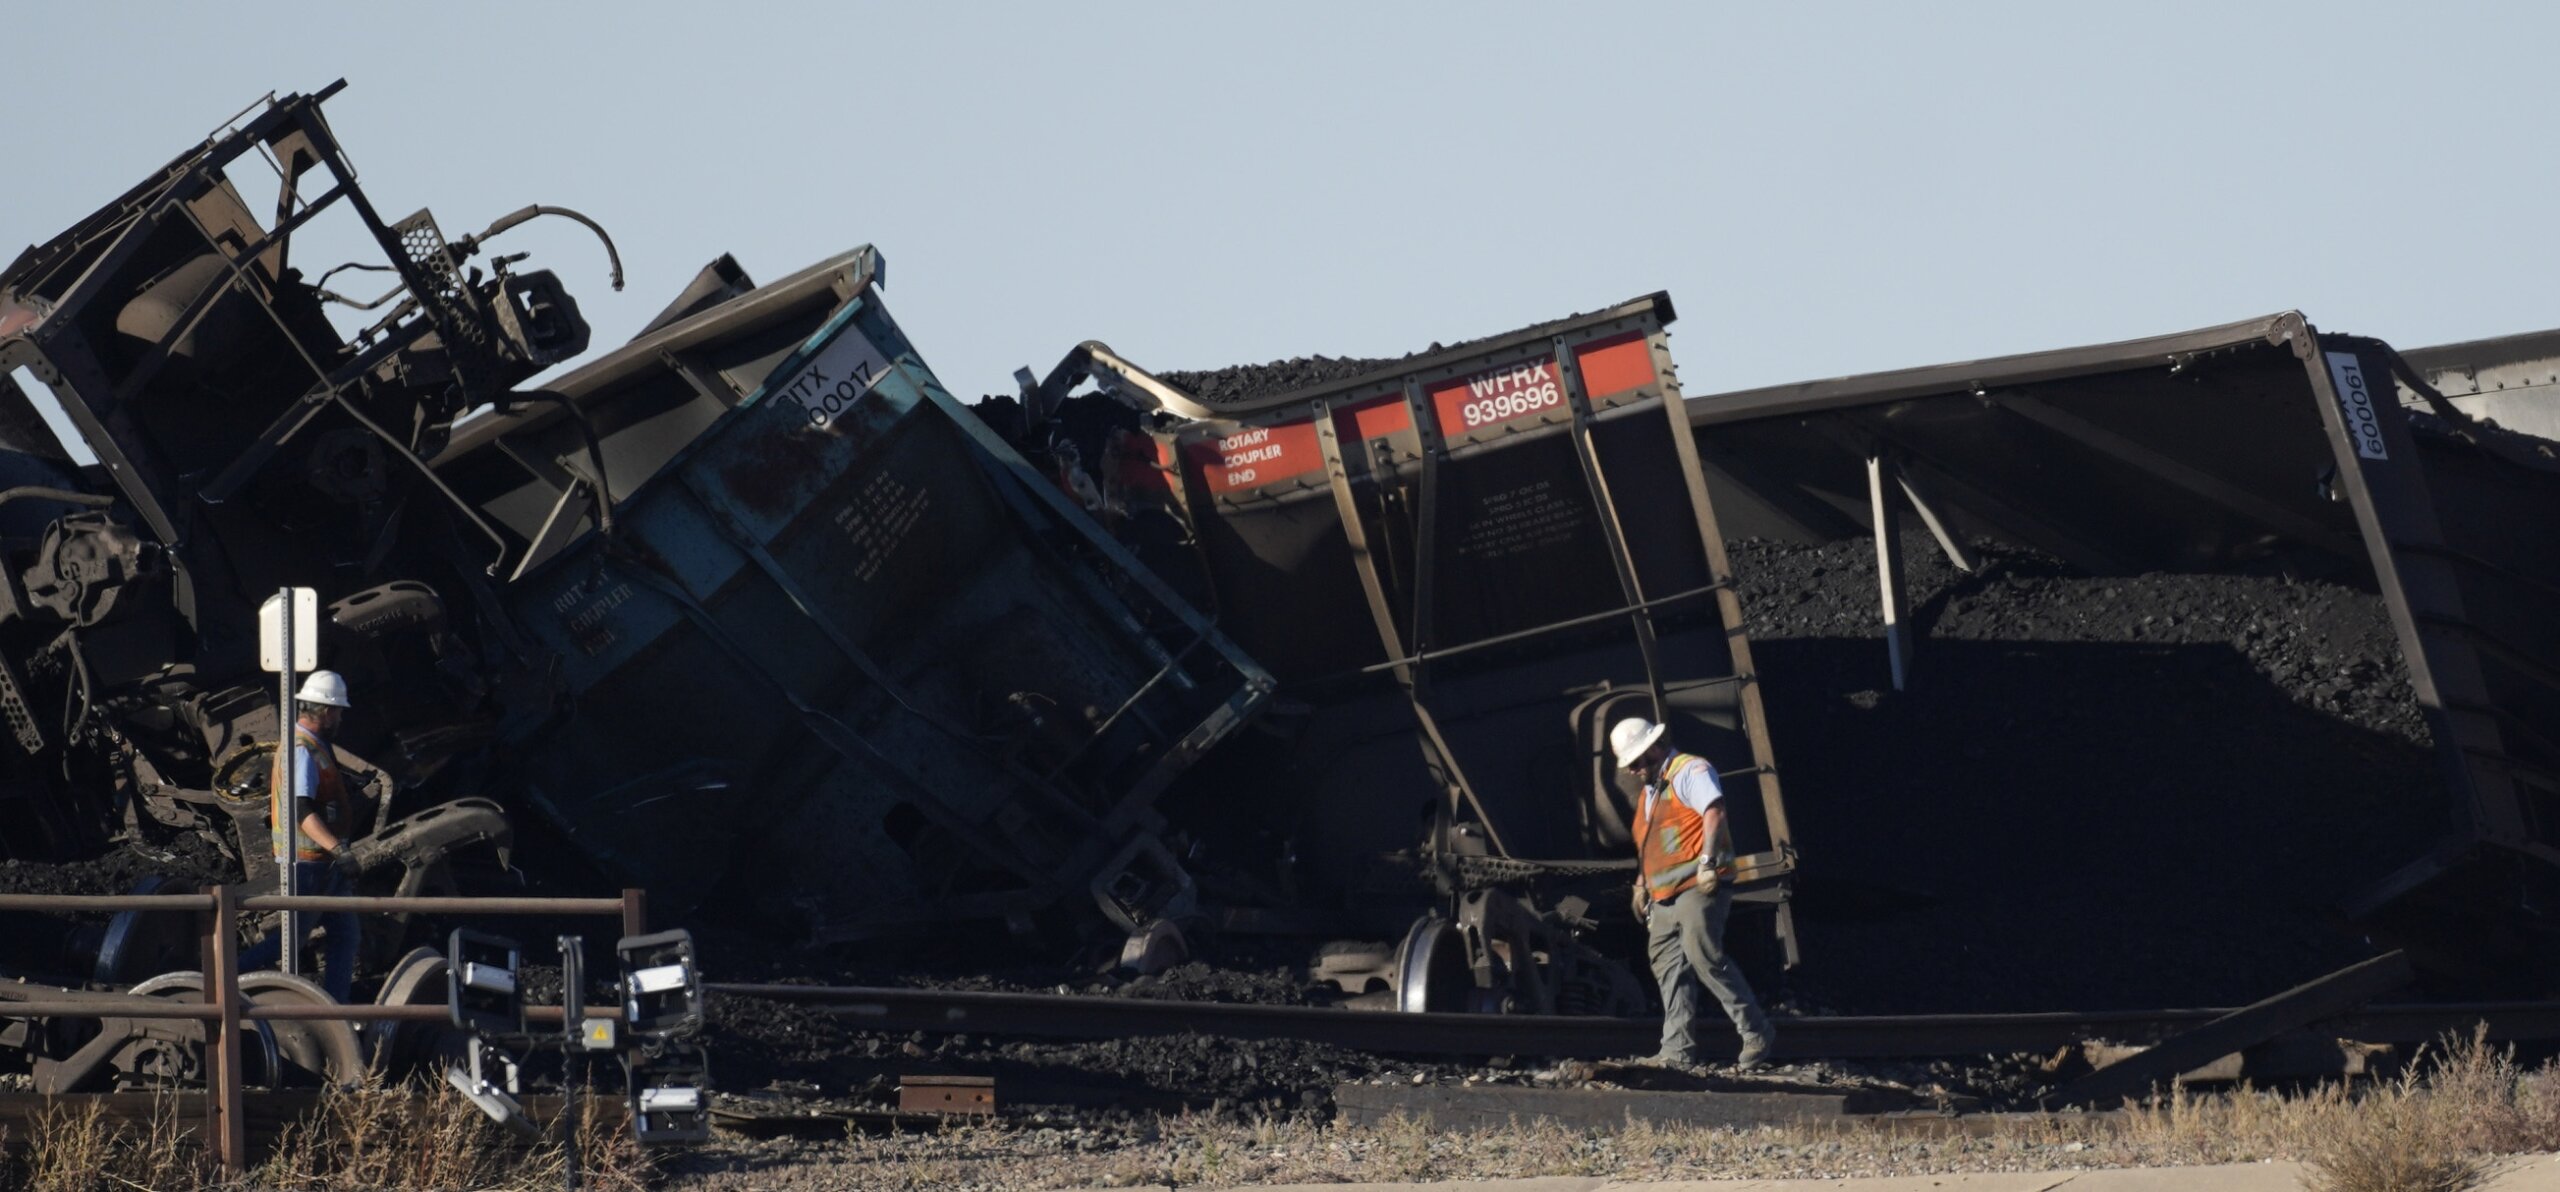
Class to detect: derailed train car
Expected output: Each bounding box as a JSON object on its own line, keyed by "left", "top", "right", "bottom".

{"left": 0, "top": 82, "right": 592, "bottom": 896}
{"left": 433, "top": 250, "right": 1274, "bottom": 943}
{"left": 1006, "top": 305, "right": 2560, "bottom": 1004}
{"left": 1015, "top": 297, "right": 1796, "bottom": 1013}
{"left": 0, "top": 84, "right": 1270, "bottom": 970}
{"left": 1680, "top": 314, "right": 2560, "bottom": 986}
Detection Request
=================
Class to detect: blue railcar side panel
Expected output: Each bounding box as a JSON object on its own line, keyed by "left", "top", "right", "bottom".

{"left": 494, "top": 278, "right": 1269, "bottom": 938}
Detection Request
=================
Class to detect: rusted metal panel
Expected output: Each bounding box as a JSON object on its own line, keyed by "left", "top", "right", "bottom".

{"left": 898, "top": 1074, "right": 995, "bottom": 1115}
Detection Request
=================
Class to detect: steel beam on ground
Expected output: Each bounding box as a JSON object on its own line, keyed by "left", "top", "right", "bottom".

{"left": 2051, "top": 951, "right": 2415, "bottom": 1109}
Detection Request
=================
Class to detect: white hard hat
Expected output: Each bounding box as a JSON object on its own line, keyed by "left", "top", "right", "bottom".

{"left": 1609, "top": 716, "right": 1667, "bottom": 770}
{"left": 294, "top": 670, "right": 351, "bottom": 709}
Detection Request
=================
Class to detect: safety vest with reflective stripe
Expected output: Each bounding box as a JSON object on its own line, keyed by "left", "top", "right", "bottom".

{"left": 270, "top": 725, "right": 349, "bottom": 864}
{"left": 1634, "top": 752, "right": 1734, "bottom": 904}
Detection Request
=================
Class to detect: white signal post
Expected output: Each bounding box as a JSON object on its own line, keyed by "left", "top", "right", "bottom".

{"left": 258, "top": 589, "right": 318, "bottom": 976}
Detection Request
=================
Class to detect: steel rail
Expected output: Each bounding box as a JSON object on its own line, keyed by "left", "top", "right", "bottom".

{"left": 0, "top": 893, "right": 628, "bottom": 915}
{"left": 705, "top": 983, "right": 2560, "bottom": 1062}
{"left": 0, "top": 1003, "right": 620, "bottom": 1022}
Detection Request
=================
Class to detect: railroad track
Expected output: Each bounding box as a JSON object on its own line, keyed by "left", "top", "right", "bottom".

{"left": 705, "top": 983, "right": 2560, "bottom": 1062}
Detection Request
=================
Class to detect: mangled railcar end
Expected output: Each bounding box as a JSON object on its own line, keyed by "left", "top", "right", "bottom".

{"left": 0, "top": 82, "right": 606, "bottom": 890}
{"left": 439, "top": 249, "right": 1273, "bottom": 948}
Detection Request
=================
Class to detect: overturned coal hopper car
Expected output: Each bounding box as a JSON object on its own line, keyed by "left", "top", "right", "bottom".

{"left": 1682, "top": 314, "right": 2560, "bottom": 987}
{"left": 432, "top": 249, "right": 1274, "bottom": 943}
{"left": 1013, "top": 297, "right": 1796, "bottom": 1013}
{"left": 0, "top": 83, "right": 1271, "bottom": 956}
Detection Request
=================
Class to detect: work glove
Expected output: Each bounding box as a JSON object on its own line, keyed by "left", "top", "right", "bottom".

{"left": 328, "top": 850, "right": 364, "bottom": 880}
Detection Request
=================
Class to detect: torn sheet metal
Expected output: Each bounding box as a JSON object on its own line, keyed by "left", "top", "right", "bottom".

{"left": 0, "top": 82, "right": 1266, "bottom": 952}
{"left": 0, "top": 81, "right": 602, "bottom": 863}
{"left": 2399, "top": 328, "right": 2560, "bottom": 445}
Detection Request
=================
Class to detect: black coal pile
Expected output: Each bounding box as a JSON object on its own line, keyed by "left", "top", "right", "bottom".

{"left": 0, "top": 836, "right": 240, "bottom": 984}
{"left": 1730, "top": 534, "right": 2444, "bottom": 1014}
{"left": 968, "top": 389, "right": 1148, "bottom": 472}
{"left": 1117, "top": 961, "right": 1319, "bottom": 1005}
{"left": 0, "top": 835, "right": 234, "bottom": 900}
{"left": 1155, "top": 305, "right": 1612, "bottom": 406}
{"left": 1159, "top": 355, "right": 1397, "bottom": 406}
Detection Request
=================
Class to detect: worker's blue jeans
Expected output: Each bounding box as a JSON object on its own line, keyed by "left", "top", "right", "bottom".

{"left": 241, "top": 862, "right": 358, "bottom": 1002}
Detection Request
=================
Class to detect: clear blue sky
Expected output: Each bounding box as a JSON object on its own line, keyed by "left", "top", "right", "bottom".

{"left": 8, "top": 2, "right": 2551, "bottom": 399}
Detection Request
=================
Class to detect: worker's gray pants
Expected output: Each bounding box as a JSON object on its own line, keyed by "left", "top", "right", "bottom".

{"left": 1646, "top": 884, "right": 1772, "bottom": 1064}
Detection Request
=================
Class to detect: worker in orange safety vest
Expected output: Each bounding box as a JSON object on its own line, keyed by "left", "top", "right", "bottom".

{"left": 1616, "top": 715, "right": 1774, "bottom": 1070}
{"left": 241, "top": 670, "right": 365, "bottom": 1001}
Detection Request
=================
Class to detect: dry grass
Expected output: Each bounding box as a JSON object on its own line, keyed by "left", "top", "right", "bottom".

{"left": 256, "top": 1074, "right": 653, "bottom": 1192}
{"left": 2293, "top": 1028, "right": 2560, "bottom": 1192}
{"left": 664, "top": 1034, "right": 2560, "bottom": 1190}
{"left": 19, "top": 1097, "right": 204, "bottom": 1191}
{"left": 15, "top": 1037, "right": 2552, "bottom": 1190}
{"left": 2293, "top": 1069, "right": 2482, "bottom": 1192}
{"left": 0, "top": 1078, "right": 653, "bottom": 1192}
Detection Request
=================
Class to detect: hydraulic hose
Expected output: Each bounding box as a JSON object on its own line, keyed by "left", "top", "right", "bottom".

{"left": 464, "top": 205, "right": 625, "bottom": 292}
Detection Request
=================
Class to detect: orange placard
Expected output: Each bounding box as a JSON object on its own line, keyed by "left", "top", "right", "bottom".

{"left": 1574, "top": 332, "right": 1657, "bottom": 399}
{"left": 1336, "top": 394, "right": 1413, "bottom": 443}
{"left": 1186, "top": 420, "right": 1322, "bottom": 495}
